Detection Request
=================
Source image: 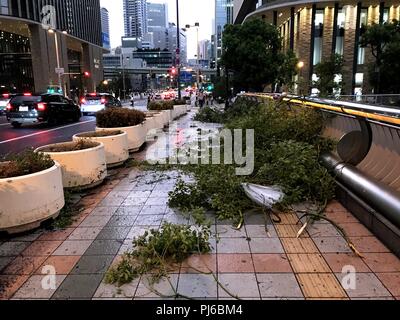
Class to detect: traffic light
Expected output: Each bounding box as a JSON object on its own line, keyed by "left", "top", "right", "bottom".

{"left": 83, "top": 71, "right": 90, "bottom": 78}
{"left": 170, "top": 67, "right": 177, "bottom": 76}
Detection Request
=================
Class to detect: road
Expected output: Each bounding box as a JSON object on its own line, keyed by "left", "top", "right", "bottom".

{"left": 0, "top": 100, "right": 147, "bottom": 157}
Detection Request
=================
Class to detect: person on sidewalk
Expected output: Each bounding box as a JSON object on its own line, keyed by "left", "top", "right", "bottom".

{"left": 198, "top": 90, "right": 205, "bottom": 108}
{"left": 190, "top": 92, "right": 197, "bottom": 108}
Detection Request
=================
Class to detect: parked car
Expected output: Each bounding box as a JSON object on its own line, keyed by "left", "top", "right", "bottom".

{"left": 6, "top": 93, "right": 81, "bottom": 128}
{"left": 0, "top": 93, "right": 16, "bottom": 115}
{"left": 80, "top": 93, "right": 122, "bottom": 115}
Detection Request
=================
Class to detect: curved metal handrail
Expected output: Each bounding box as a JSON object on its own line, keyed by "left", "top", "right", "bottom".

{"left": 243, "top": 93, "right": 400, "bottom": 126}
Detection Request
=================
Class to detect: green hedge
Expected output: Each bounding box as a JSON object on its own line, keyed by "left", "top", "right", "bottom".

{"left": 148, "top": 101, "right": 174, "bottom": 111}
{"left": 96, "top": 108, "right": 145, "bottom": 128}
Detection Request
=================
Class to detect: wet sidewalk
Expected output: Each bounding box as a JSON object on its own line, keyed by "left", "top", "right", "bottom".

{"left": 1, "top": 110, "right": 400, "bottom": 300}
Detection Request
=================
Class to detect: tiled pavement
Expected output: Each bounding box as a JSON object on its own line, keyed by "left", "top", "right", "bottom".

{"left": 1, "top": 111, "right": 400, "bottom": 300}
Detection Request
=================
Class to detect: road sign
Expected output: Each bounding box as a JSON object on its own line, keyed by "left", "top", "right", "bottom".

{"left": 55, "top": 68, "right": 64, "bottom": 75}
{"left": 180, "top": 71, "right": 193, "bottom": 83}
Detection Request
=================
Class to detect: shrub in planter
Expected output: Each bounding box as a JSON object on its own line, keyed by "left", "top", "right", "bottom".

{"left": 96, "top": 108, "right": 145, "bottom": 128}
{"left": 35, "top": 140, "right": 107, "bottom": 189}
{"left": 0, "top": 150, "right": 64, "bottom": 234}
{"left": 173, "top": 99, "right": 187, "bottom": 106}
{"left": 148, "top": 101, "right": 174, "bottom": 111}
{"left": 96, "top": 108, "right": 147, "bottom": 152}
{"left": 148, "top": 101, "right": 174, "bottom": 125}
{"left": 73, "top": 130, "right": 129, "bottom": 168}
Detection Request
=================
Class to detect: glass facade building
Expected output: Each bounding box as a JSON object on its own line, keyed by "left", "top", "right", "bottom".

{"left": 0, "top": 0, "right": 104, "bottom": 94}
{"left": 215, "top": 0, "right": 234, "bottom": 62}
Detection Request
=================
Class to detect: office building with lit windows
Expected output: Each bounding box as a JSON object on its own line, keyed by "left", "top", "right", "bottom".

{"left": 215, "top": 0, "right": 234, "bottom": 63}
{"left": 0, "top": 0, "right": 104, "bottom": 95}
{"left": 234, "top": 0, "right": 399, "bottom": 95}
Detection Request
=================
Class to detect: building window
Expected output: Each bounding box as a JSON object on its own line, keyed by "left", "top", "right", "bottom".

{"left": 313, "top": 9, "right": 324, "bottom": 65}
{"left": 335, "top": 8, "right": 346, "bottom": 55}
{"left": 383, "top": 8, "right": 389, "bottom": 23}
{"left": 357, "top": 8, "right": 368, "bottom": 65}
{"left": 355, "top": 72, "right": 364, "bottom": 86}
{"left": 0, "top": 0, "right": 9, "bottom": 14}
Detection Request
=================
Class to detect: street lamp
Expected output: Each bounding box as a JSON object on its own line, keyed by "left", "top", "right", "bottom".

{"left": 185, "top": 22, "right": 200, "bottom": 89}
{"left": 48, "top": 29, "right": 66, "bottom": 95}
{"left": 297, "top": 60, "right": 305, "bottom": 96}
{"left": 121, "top": 55, "right": 130, "bottom": 101}
{"left": 176, "top": 0, "right": 182, "bottom": 99}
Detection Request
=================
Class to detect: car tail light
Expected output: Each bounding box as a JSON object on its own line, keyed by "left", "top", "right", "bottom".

{"left": 81, "top": 98, "right": 86, "bottom": 104}
{"left": 90, "top": 93, "right": 97, "bottom": 96}
{"left": 101, "top": 98, "right": 106, "bottom": 104}
{"left": 37, "top": 103, "right": 47, "bottom": 111}
{"left": 6, "top": 103, "right": 12, "bottom": 111}
{"left": 3, "top": 94, "right": 10, "bottom": 99}
{"left": 23, "top": 93, "right": 32, "bottom": 96}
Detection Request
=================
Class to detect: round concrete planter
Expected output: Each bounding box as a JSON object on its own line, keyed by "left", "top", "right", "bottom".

{"left": 97, "top": 122, "right": 146, "bottom": 152}
{"left": 72, "top": 131, "right": 129, "bottom": 169}
{"left": 162, "top": 110, "right": 173, "bottom": 126}
{"left": 145, "top": 116, "right": 157, "bottom": 132}
{"left": 172, "top": 106, "right": 179, "bottom": 120}
{"left": 35, "top": 142, "right": 107, "bottom": 189}
{"left": 148, "top": 112, "right": 164, "bottom": 130}
{"left": 0, "top": 162, "right": 65, "bottom": 234}
{"left": 174, "top": 105, "right": 187, "bottom": 119}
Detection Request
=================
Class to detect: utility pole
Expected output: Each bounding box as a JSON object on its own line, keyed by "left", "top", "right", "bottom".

{"left": 176, "top": 0, "right": 182, "bottom": 99}
{"left": 122, "top": 53, "right": 126, "bottom": 102}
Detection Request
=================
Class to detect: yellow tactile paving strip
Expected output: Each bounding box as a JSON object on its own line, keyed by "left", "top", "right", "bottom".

{"left": 287, "top": 254, "right": 332, "bottom": 273}
{"left": 296, "top": 273, "right": 348, "bottom": 299}
{"left": 281, "top": 238, "right": 319, "bottom": 254}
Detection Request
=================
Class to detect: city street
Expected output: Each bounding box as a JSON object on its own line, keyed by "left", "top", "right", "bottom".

{"left": 1, "top": 0, "right": 400, "bottom": 309}
{"left": 0, "top": 100, "right": 147, "bottom": 157}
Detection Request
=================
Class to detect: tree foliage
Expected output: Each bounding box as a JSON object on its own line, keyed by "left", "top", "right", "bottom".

{"left": 220, "top": 19, "right": 297, "bottom": 92}
{"left": 97, "top": 74, "right": 132, "bottom": 98}
{"left": 313, "top": 54, "right": 344, "bottom": 97}
{"left": 360, "top": 20, "right": 400, "bottom": 93}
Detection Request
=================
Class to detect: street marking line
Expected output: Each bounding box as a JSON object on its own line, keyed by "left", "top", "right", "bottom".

{"left": 0, "top": 120, "right": 95, "bottom": 145}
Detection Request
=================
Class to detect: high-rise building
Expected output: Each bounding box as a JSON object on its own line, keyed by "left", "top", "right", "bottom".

{"left": 0, "top": 0, "right": 104, "bottom": 94}
{"left": 123, "top": 0, "right": 147, "bottom": 38}
{"left": 147, "top": 2, "right": 168, "bottom": 31}
{"left": 215, "top": 0, "right": 234, "bottom": 63}
{"left": 167, "top": 23, "right": 187, "bottom": 66}
{"left": 199, "top": 40, "right": 211, "bottom": 61}
{"left": 101, "top": 7, "right": 111, "bottom": 49}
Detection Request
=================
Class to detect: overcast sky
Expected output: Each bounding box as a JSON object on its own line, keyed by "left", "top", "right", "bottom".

{"left": 100, "top": 0, "right": 215, "bottom": 59}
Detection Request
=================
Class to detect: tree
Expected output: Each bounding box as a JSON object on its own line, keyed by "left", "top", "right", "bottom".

{"left": 220, "top": 19, "right": 296, "bottom": 92}
{"left": 360, "top": 20, "right": 400, "bottom": 94}
{"left": 276, "top": 50, "right": 299, "bottom": 92}
{"left": 313, "top": 54, "right": 344, "bottom": 97}
{"left": 96, "top": 73, "right": 132, "bottom": 98}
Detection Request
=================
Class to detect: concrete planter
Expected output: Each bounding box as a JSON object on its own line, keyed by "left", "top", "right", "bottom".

{"left": 148, "top": 112, "right": 164, "bottom": 130}
{"left": 97, "top": 122, "right": 146, "bottom": 152}
{"left": 0, "top": 163, "right": 65, "bottom": 234}
{"left": 145, "top": 116, "right": 157, "bottom": 132}
{"left": 73, "top": 131, "right": 129, "bottom": 169}
{"left": 161, "top": 110, "right": 173, "bottom": 126}
{"left": 172, "top": 106, "right": 179, "bottom": 120}
{"left": 35, "top": 142, "right": 107, "bottom": 189}
{"left": 172, "top": 105, "right": 186, "bottom": 119}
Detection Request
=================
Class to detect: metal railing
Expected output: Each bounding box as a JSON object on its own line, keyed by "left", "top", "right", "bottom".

{"left": 333, "top": 94, "right": 400, "bottom": 107}
{"left": 243, "top": 92, "right": 400, "bottom": 126}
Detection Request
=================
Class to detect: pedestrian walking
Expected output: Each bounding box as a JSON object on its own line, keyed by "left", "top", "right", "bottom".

{"left": 198, "top": 90, "right": 205, "bottom": 108}
{"left": 190, "top": 92, "right": 197, "bottom": 108}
